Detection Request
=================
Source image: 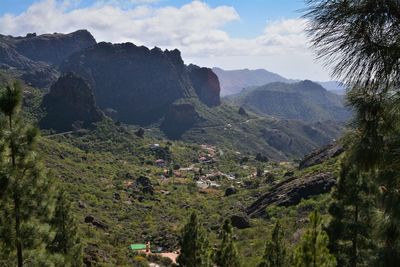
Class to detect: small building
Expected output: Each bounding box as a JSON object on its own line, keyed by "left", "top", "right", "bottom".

{"left": 155, "top": 159, "right": 166, "bottom": 167}
{"left": 130, "top": 243, "right": 147, "bottom": 252}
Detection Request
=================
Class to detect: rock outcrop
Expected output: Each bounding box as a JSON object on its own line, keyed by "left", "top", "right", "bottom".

{"left": 61, "top": 43, "right": 195, "bottom": 125}
{"left": 61, "top": 42, "right": 221, "bottom": 125}
{"left": 246, "top": 172, "right": 336, "bottom": 217}
{"left": 40, "top": 73, "right": 104, "bottom": 132}
{"left": 188, "top": 64, "right": 221, "bottom": 107}
{"left": 299, "top": 143, "right": 344, "bottom": 170}
{"left": 230, "top": 215, "right": 251, "bottom": 229}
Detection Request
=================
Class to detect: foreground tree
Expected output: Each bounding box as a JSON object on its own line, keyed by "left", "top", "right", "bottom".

{"left": 0, "top": 82, "right": 54, "bottom": 266}
{"left": 177, "top": 212, "right": 210, "bottom": 267}
{"left": 214, "top": 219, "right": 241, "bottom": 267}
{"left": 48, "top": 188, "right": 83, "bottom": 266}
{"left": 293, "top": 210, "right": 336, "bottom": 267}
{"left": 327, "top": 154, "right": 376, "bottom": 267}
{"left": 258, "top": 220, "right": 287, "bottom": 267}
{"left": 305, "top": 1, "right": 400, "bottom": 265}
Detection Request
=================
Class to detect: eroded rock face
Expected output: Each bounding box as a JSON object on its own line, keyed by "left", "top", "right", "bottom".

{"left": 299, "top": 143, "right": 344, "bottom": 170}
{"left": 188, "top": 64, "right": 221, "bottom": 107}
{"left": 40, "top": 73, "right": 104, "bottom": 132}
{"left": 61, "top": 43, "right": 196, "bottom": 125}
{"left": 246, "top": 172, "right": 336, "bottom": 217}
{"left": 61, "top": 42, "right": 221, "bottom": 125}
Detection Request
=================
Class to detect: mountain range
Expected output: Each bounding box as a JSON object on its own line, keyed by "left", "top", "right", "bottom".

{"left": 213, "top": 67, "right": 346, "bottom": 96}
{"left": 0, "top": 29, "right": 349, "bottom": 160}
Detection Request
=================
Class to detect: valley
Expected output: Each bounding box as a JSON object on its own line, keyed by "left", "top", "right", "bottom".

{"left": 0, "top": 26, "right": 355, "bottom": 267}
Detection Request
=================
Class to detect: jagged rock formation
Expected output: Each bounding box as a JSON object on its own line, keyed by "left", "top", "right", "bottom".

{"left": 246, "top": 172, "right": 336, "bottom": 217}
{"left": 188, "top": 64, "right": 221, "bottom": 107}
{"left": 0, "top": 30, "right": 96, "bottom": 88}
{"left": 299, "top": 143, "right": 344, "bottom": 170}
{"left": 61, "top": 42, "right": 222, "bottom": 125}
{"left": 40, "top": 73, "right": 104, "bottom": 132}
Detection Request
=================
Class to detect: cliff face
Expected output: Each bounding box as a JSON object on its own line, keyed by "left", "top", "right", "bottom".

{"left": 61, "top": 42, "right": 221, "bottom": 125}
{"left": 188, "top": 64, "right": 221, "bottom": 107}
{"left": 40, "top": 73, "right": 104, "bottom": 132}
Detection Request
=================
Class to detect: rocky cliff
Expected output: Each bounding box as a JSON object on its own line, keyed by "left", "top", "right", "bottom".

{"left": 61, "top": 42, "right": 221, "bottom": 125}
{"left": 298, "top": 143, "right": 344, "bottom": 170}
{"left": 188, "top": 64, "right": 221, "bottom": 107}
{"left": 40, "top": 73, "right": 104, "bottom": 132}
{"left": 246, "top": 172, "right": 336, "bottom": 217}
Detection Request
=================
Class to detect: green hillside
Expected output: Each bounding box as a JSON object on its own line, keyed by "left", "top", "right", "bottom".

{"left": 226, "top": 80, "right": 351, "bottom": 122}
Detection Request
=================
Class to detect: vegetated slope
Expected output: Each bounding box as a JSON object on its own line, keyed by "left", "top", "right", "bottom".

{"left": 212, "top": 67, "right": 292, "bottom": 96}
{"left": 36, "top": 117, "right": 341, "bottom": 266}
{"left": 156, "top": 97, "right": 344, "bottom": 161}
{"left": 227, "top": 80, "right": 351, "bottom": 123}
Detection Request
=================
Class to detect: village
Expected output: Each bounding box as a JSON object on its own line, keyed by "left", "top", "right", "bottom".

{"left": 124, "top": 142, "right": 295, "bottom": 266}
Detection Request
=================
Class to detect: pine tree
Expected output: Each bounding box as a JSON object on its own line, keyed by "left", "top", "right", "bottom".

{"left": 304, "top": 1, "right": 400, "bottom": 266}
{"left": 48, "top": 188, "right": 83, "bottom": 266}
{"left": 293, "top": 210, "right": 336, "bottom": 267}
{"left": 177, "top": 212, "right": 210, "bottom": 267}
{"left": 214, "top": 219, "right": 241, "bottom": 267}
{"left": 327, "top": 155, "right": 376, "bottom": 267}
{"left": 258, "top": 221, "right": 286, "bottom": 267}
{"left": 0, "top": 82, "right": 55, "bottom": 266}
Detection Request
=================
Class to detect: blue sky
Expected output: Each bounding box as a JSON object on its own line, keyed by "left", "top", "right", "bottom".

{"left": 0, "top": 0, "right": 307, "bottom": 38}
{"left": 0, "top": 1, "right": 331, "bottom": 80}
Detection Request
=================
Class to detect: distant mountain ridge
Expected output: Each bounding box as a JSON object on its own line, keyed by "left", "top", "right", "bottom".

{"left": 0, "top": 29, "right": 346, "bottom": 160}
{"left": 212, "top": 67, "right": 293, "bottom": 96}
{"left": 213, "top": 67, "right": 345, "bottom": 96}
{"left": 227, "top": 80, "right": 351, "bottom": 122}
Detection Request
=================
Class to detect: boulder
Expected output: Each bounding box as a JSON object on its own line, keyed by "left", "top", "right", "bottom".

{"left": 246, "top": 172, "right": 336, "bottom": 217}
{"left": 225, "top": 187, "right": 237, "bottom": 197}
{"left": 230, "top": 215, "right": 251, "bottom": 229}
{"left": 135, "top": 176, "right": 155, "bottom": 195}
{"left": 40, "top": 72, "right": 104, "bottom": 132}
{"left": 299, "top": 143, "right": 344, "bottom": 170}
{"left": 84, "top": 215, "right": 109, "bottom": 230}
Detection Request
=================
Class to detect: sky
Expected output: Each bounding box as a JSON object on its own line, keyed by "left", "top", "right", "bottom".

{"left": 0, "top": 0, "right": 333, "bottom": 81}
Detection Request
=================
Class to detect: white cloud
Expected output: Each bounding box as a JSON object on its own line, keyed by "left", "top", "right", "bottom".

{"left": 0, "top": 0, "right": 331, "bottom": 80}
